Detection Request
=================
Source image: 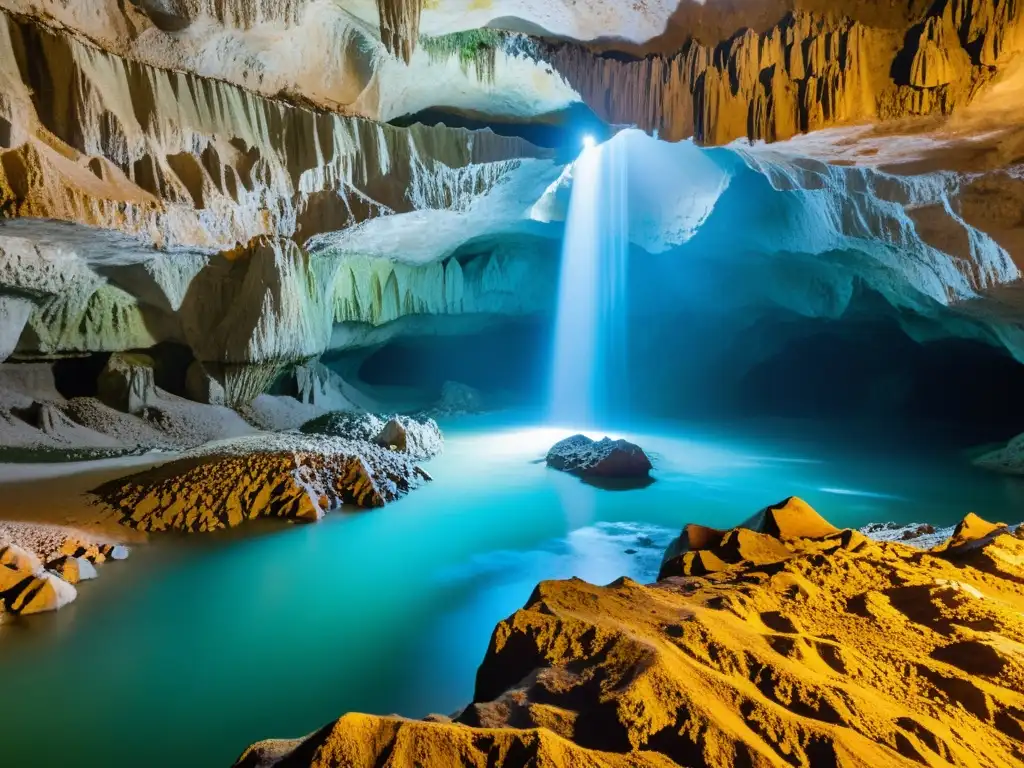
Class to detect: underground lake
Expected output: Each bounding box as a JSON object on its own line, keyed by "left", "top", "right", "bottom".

{"left": 1, "top": 412, "right": 1022, "bottom": 766}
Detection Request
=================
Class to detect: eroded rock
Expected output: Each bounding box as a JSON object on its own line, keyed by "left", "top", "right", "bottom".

{"left": 235, "top": 504, "right": 1024, "bottom": 768}
{"left": 546, "top": 434, "right": 653, "bottom": 479}
{"left": 45, "top": 555, "right": 97, "bottom": 584}
{"left": 90, "top": 433, "right": 432, "bottom": 532}
{"left": 301, "top": 412, "right": 443, "bottom": 460}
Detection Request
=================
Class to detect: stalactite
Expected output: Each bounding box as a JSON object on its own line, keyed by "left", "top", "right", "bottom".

{"left": 376, "top": 0, "right": 423, "bottom": 63}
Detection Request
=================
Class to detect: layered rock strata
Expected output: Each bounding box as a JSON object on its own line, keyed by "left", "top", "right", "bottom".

{"left": 0, "top": 10, "right": 553, "bottom": 252}
{"left": 90, "top": 433, "right": 432, "bottom": 532}
{"left": 532, "top": 1, "right": 1024, "bottom": 144}
{"left": 235, "top": 499, "right": 1024, "bottom": 768}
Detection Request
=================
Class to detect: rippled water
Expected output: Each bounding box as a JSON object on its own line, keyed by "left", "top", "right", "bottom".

{"left": 1, "top": 414, "right": 1021, "bottom": 767}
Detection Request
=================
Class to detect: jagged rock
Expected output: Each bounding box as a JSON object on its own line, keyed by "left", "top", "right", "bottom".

{"left": 1, "top": 542, "right": 78, "bottom": 616}
{"left": 942, "top": 512, "right": 1010, "bottom": 553}
{"left": 45, "top": 555, "right": 97, "bottom": 584}
{"left": 376, "top": 0, "right": 422, "bottom": 63}
{"left": 661, "top": 496, "right": 841, "bottom": 579}
{"left": 301, "top": 412, "right": 443, "bottom": 460}
{"left": 741, "top": 495, "right": 840, "bottom": 540}
{"left": 374, "top": 418, "right": 408, "bottom": 452}
{"left": 97, "top": 353, "right": 157, "bottom": 415}
{"left": 90, "top": 434, "right": 432, "bottom": 533}
{"left": 546, "top": 434, "right": 653, "bottom": 479}
{"left": 1, "top": 570, "right": 77, "bottom": 615}
{"left": 532, "top": 4, "right": 1022, "bottom": 145}
{"left": 236, "top": 506, "right": 1024, "bottom": 767}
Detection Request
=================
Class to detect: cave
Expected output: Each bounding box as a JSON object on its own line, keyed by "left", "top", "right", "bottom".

{"left": 1, "top": 3, "right": 1024, "bottom": 767}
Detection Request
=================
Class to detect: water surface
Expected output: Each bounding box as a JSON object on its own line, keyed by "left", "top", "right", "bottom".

{"left": 1, "top": 414, "right": 1021, "bottom": 767}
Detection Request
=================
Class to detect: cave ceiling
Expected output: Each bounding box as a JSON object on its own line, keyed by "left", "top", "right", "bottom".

{"left": 0, "top": 0, "right": 1022, "bottom": 394}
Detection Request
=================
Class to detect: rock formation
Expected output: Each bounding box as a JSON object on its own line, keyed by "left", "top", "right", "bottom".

{"left": 90, "top": 433, "right": 433, "bottom": 532}
{"left": 547, "top": 434, "right": 654, "bottom": 479}
{"left": 528, "top": 0, "right": 1024, "bottom": 145}
{"left": 301, "top": 411, "right": 443, "bottom": 460}
{"left": 0, "top": 521, "right": 128, "bottom": 620}
{"left": 234, "top": 500, "right": 1024, "bottom": 768}
{"left": 0, "top": 0, "right": 1022, "bottom": 416}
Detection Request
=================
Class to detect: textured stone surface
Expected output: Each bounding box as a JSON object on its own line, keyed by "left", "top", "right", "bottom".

{"left": 0, "top": 523, "right": 129, "bottom": 620}
{"left": 235, "top": 503, "right": 1024, "bottom": 768}
{"left": 90, "top": 433, "right": 432, "bottom": 532}
{"left": 546, "top": 434, "right": 654, "bottom": 479}
{"left": 301, "top": 411, "right": 443, "bottom": 461}
{"left": 97, "top": 353, "right": 157, "bottom": 415}
{"left": 531, "top": 1, "right": 1024, "bottom": 145}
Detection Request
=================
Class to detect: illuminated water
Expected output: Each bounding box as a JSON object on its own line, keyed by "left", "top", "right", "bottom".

{"left": 549, "top": 140, "right": 629, "bottom": 426}
{"left": 1, "top": 413, "right": 1022, "bottom": 767}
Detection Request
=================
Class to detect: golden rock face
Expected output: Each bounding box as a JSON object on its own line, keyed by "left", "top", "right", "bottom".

{"left": 538, "top": 1, "right": 1024, "bottom": 145}
{"left": 89, "top": 432, "right": 432, "bottom": 532}
{"left": 235, "top": 500, "right": 1024, "bottom": 768}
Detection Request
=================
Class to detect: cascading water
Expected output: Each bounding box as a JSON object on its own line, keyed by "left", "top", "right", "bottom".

{"left": 548, "top": 137, "right": 629, "bottom": 427}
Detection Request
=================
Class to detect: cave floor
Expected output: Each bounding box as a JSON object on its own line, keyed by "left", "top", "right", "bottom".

{"left": 0, "top": 412, "right": 1021, "bottom": 767}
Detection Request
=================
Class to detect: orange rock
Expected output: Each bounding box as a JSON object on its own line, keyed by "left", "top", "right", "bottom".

{"left": 237, "top": 505, "right": 1024, "bottom": 768}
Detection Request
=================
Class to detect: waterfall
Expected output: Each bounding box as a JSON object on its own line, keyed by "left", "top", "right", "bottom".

{"left": 548, "top": 138, "right": 629, "bottom": 427}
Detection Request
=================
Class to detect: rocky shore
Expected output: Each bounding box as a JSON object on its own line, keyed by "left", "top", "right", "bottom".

{"left": 0, "top": 520, "right": 128, "bottom": 620}
{"left": 234, "top": 498, "right": 1024, "bottom": 768}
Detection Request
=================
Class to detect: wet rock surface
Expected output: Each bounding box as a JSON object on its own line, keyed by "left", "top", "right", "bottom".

{"left": 235, "top": 499, "right": 1024, "bottom": 768}
{"left": 546, "top": 434, "right": 653, "bottom": 479}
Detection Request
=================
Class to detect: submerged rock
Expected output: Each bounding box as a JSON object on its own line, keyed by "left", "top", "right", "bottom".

{"left": 546, "top": 434, "right": 652, "bottom": 479}
{"left": 90, "top": 434, "right": 432, "bottom": 533}
{"left": 235, "top": 503, "right": 1024, "bottom": 768}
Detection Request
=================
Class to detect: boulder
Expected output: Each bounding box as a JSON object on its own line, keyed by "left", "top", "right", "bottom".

{"left": 374, "top": 418, "right": 408, "bottom": 452}
{"left": 545, "top": 434, "right": 652, "bottom": 479}
{"left": 2, "top": 571, "right": 77, "bottom": 615}
{"left": 45, "top": 555, "right": 97, "bottom": 583}
{"left": 99, "top": 544, "right": 130, "bottom": 561}
{"left": 97, "top": 353, "right": 156, "bottom": 414}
